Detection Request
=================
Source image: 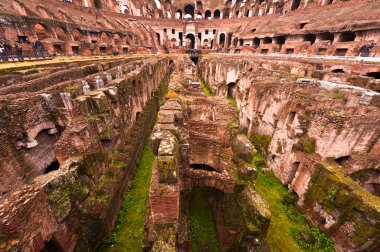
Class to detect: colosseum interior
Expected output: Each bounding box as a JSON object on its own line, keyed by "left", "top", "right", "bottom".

{"left": 0, "top": 0, "right": 379, "bottom": 251}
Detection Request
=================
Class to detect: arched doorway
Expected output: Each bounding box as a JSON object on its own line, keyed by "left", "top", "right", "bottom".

{"left": 34, "top": 23, "right": 49, "bottom": 40}
{"left": 55, "top": 26, "right": 68, "bottom": 41}
{"left": 253, "top": 38, "right": 260, "bottom": 48}
{"left": 205, "top": 10, "right": 211, "bottom": 19}
{"left": 186, "top": 33, "right": 195, "bottom": 49}
{"left": 219, "top": 33, "right": 225, "bottom": 46}
{"left": 72, "top": 28, "right": 84, "bottom": 42}
{"left": 227, "top": 82, "right": 236, "bottom": 98}
{"left": 304, "top": 34, "right": 316, "bottom": 45}
{"left": 214, "top": 9, "right": 221, "bottom": 19}
{"left": 156, "top": 33, "right": 161, "bottom": 45}
{"left": 171, "top": 38, "right": 177, "bottom": 47}
{"left": 184, "top": 4, "right": 195, "bottom": 19}
{"left": 176, "top": 9, "right": 182, "bottom": 19}
{"left": 291, "top": 0, "right": 301, "bottom": 11}
{"left": 338, "top": 31, "right": 356, "bottom": 42}
{"left": 203, "top": 39, "right": 209, "bottom": 47}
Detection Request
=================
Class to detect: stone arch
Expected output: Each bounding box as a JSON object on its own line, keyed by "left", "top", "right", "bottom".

{"left": 184, "top": 4, "right": 195, "bottom": 18}
{"left": 205, "top": 10, "right": 211, "bottom": 19}
{"left": 227, "top": 82, "right": 236, "bottom": 97}
{"left": 176, "top": 9, "right": 182, "bottom": 19}
{"left": 214, "top": 9, "right": 221, "bottom": 19}
{"left": 186, "top": 33, "right": 196, "bottom": 49}
{"left": 203, "top": 39, "right": 209, "bottom": 47}
{"left": 34, "top": 23, "right": 50, "bottom": 40}
{"left": 338, "top": 31, "right": 356, "bottom": 42}
{"left": 100, "top": 32, "right": 110, "bottom": 43}
{"left": 304, "top": 34, "right": 316, "bottom": 45}
{"left": 170, "top": 38, "right": 177, "bottom": 47}
{"left": 318, "top": 32, "right": 334, "bottom": 44}
{"left": 113, "top": 33, "right": 123, "bottom": 45}
{"left": 219, "top": 33, "right": 226, "bottom": 46}
{"left": 72, "top": 28, "right": 84, "bottom": 41}
{"left": 55, "top": 26, "right": 68, "bottom": 41}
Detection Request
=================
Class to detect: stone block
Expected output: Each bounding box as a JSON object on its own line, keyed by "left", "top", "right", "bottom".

{"left": 157, "top": 156, "right": 177, "bottom": 184}
{"left": 232, "top": 134, "right": 257, "bottom": 163}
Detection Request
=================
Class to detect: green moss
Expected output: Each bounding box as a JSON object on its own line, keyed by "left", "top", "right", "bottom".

{"left": 250, "top": 132, "right": 271, "bottom": 153}
{"left": 101, "top": 142, "right": 155, "bottom": 251}
{"left": 189, "top": 188, "right": 221, "bottom": 252}
{"left": 253, "top": 154, "right": 335, "bottom": 252}
{"left": 227, "top": 96, "right": 238, "bottom": 111}
{"left": 292, "top": 137, "right": 316, "bottom": 154}
{"left": 199, "top": 80, "right": 214, "bottom": 96}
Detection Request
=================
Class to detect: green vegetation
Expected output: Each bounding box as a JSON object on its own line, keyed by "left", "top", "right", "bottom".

{"left": 250, "top": 132, "right": 271, "bottom": 153}
{"left": 189, "top": 188, "right": 221, "bottom": 252}
{"left": 227, "top": 95, "right": 238, "bottom": 111}
{"left": 101, "top": 142, "right": 155, "bottom": 252}
{"left": 199, "top": 79, "right": 214, "bottom": 96}
{"left": 292, "top": 137, "right": 316, "bottom": 154}
{"left": 253, "top": 153, "right": 335, "bottom": 252}
{"left": 331, "top": 88, "right": 347, "bottom": 103}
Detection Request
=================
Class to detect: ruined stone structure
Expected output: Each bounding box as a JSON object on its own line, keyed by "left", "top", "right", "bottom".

{"left": 0, "top": 0, "right": 379, "bottom": 252}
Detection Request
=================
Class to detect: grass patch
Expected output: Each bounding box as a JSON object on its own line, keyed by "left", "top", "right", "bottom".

{"left": 253, "top": 153, "right": 335, "bottom": 252}
{"left": 101, "top": 141, "right": 155, "bottom": 252}
{"left": 199, "top": 79, "right": 214, "bottom": 96}
{"left": 189, "top": 188, "right": 221, "bottom": 252}
{"left": 227, "top": 95, "right": 238, "bottom": 111}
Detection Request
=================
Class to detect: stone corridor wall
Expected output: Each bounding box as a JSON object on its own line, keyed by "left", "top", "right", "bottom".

{"left": 199, "top": 57, "right": 380, "bottom": 251}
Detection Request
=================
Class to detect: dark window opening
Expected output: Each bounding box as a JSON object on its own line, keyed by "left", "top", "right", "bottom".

{"left": 291, "top": 0, "right": 301, "bottom": 11}
{"left": 184, "top": 4, "right": 195, "bottom": 18}
{"left": 227, "top": 82, "right": 236, "bottom": 97}
{"left": 318, "top": 32, "right": 334, "bottom": 44}
{"left": 94, "top": 0, "right": 102, "bottom": 9}
{"left": 42, "top": 237, "right": 64, "bottom": 252}
{"left": 326, "top": 0, "right": 333, "bottom": 5}
{"left": 136, "top": 112, "right": 141, "bottom": 121}
{"left": 304, "top": 34, "right": 316, "bottom": 45}
{"left": 288, "top": 112, "right": 296, "bottom": 124}
{"left": 17, "top": 35, "right": 29, "bottom": 44}
{"left": 261, "top": 49, "right": 269, "bottom": 54}
{"left": 334, "top": 48, "right": 348, "bottom": 56}
{"left": 253, "top": 38, "right": 260, "bottom": 48}
{"left": 239, "top": 39, "right": 244, "bottom": 46}
{"left": 179, "top": 32, "right": 183, "bottom": 44}
{"left": 263, "top": 37, "right": 272, "bottom": 44}
{"left": 235, "top": 11, "right": 239, "bottom": 16}
{"left": 71, "top": 46, "right": 79, "bottom": 55}
{"left": 275, "top": 36, "right": 286, "bottom": 45}
{"left": 205, "top": 30, "right": 209, "bottom": 35}
{"left": 365, "top": 72, "right": 380, "bottom": 79}
{"left": 299, "top": 22, "right": 308, "bottom": 29}
{"left": 317, "top": 48, "right": 327, "bottom": 55}
{"left": 251, "top": 29, "right": 257, "bottom": 33}
{"left": 219, "top": 33, "right": 226, "bottom": 46}
{"left": 339, "top": 31, "right": 356, "bottom": 42}
{"left": 164, "top": 28, "right": 167, "bottom": 33}
{"left": 198, "top": 33, "right": 202, "bottom": 40}
{"left": 190, "top": 164, "right": 219, "bottom": 172}
{"left": 246, "top": 10, "right": 250, "bottom": 17}
{"left": 331, "top": 69, "right": 345, "bottom": 73}
{"left": 286, "top": 48, "right": 294, "bottom": 54}
{"left": 44, "top": 160, "right": 60, "bottom": 174}
{"left": 123, "top": 47, "right": 129, "bottom": 54}
{"left": 54, "top": 44, "right": 63, "bottom": 54}
{"left": 335, "top": 156, "right": 350, "bottom": 166}
{"left": 214, "top": 9, "right": 221, "bottom": 19}
{"left": 205, "top": 10, "right": 211, "bottom": 19}
{"left": 100, "top": 46, "right": 107, "bottom": 54}
{"left": 213, "top": 29, "right": 216, "bottom": 34}
{"left": 186, "top": 34, "right": 195, "bottom": 49}
{"left": 172, "top": 29, "right": 175, "bottom": 34}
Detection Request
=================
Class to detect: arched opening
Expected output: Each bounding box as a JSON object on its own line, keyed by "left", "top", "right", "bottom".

{"left": 214, "top": 9, "right": 221, "bottom": 19}
{"left": 335, "top": 156, "right": 350, "bottom": 166}
{"left": 253, "top": 38, "right": 260, "bottom": 48}
{"left": 326, "top": 0, "right": 333, "bottom": 5}
{"left": 365, "top": 72, "right": 380, "bottom": 79}
{"left": 190, "top": 164, "right": 219, "bottom": 172}
{"left": 100, "top": 32, "right": 110, "bottom": 44}
{"left": 94, "top": 0, "right": 102, "bottom": 9}
{"left": 184, "top": 4, "right": 195, "bottom": 19}
{"left": 331, "top": 68, "right": 345, "bottom": 73}
{"left": 245, "top": 9, "right": 250, "bottom": 17}
{"left": 55, "top": 27, "right": 68, "bottom": 41}
{"left": 291, "top": 0, "right": 301, "bottom": 11}
{"left": 239, "top": 39, "right": 244, "bottom": 46}
{"left": 304, "top": 34, "right": 316, "bottom": 45}
{"left": 210, "top": 39, "right": 214, "bottom": 49}
{"left": 203, "top": 39, "right": 209, "bottom": 47}
{"left": 113, "top": 34, "right": 122, "bottom": 45}
{"left": 338, "top": 31, "right": 356, "bottom": 42}
{"left": 167, "top": 11, "right": 172, "bottom": 19}
{"left": 275, "top": 36, "right": 286, "bottom": 46}
{"left": 263, "top": 37, "right": 272, "bottom": 44}
{"left": 318, "top": 32, "right": 334, "bottom": 44}
{"left": 34, "top": 23, "right": 49, "bottom": 40}
{"left": 219, "top": 33, "right": 226, "bottom": 46}
{"left": 72, "top": 28, "right": 84, "bottom": 42}
{"left": 170, "top": 38, "right": 177, "bottom": 47}
{"left": 196, "top": 12, "right": 202, "bottom": 19}
{"left": 232, "top": 37, "right": 239, "bottom": 47}
{"left": 205, "top": 10, "right": 211, "bottom": 19}
{"left": 156, "top": 33, "right": 161, "bottom": 45}
{"left": 176, "top": 9, "right": 182, "bottom": 19}
{"left": 44, "top": 160, "right": 60, "bottom": 174}
{"left": 136, "top": 112, "right": 141, "bottom": 121}
{"left": 227, "top": 82, "right": 236, "bottom": 98}
{"left": 42, "top": 237, "right": 64, "bottom": 252}
{"left": 186, "top": 33, "right": 195, "bottom": 49}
